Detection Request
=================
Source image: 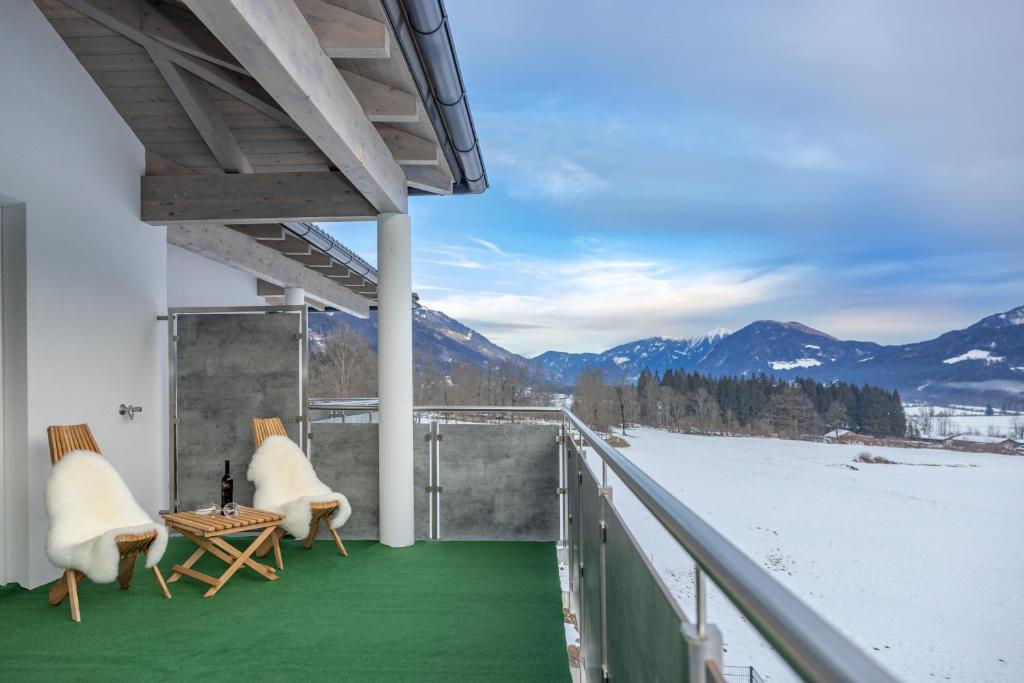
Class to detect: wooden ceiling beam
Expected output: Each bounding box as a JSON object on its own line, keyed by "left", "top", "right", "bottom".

{"left": 138, "top": 1, "right": 245, "bottom": 74}
{"left": 147, "top": 44, "right": 252, "bottom": 173}
{"left": 228, "top": 224, "right": 286, "bottom": 240}
{"left": 404, "top": 165, "right": 453, "bottom": 195}
{"left": 168, "top": 223, "right": 371, "bottom": 316}
{"left": 183, "top": 0, "right": 408, "bottom": 213}
{"left": 376, "top": 125, "right": 438, "bottom": 166}
{"left": 294, "top": 0, "right": 389, "bottom": 59}
{"left": 142, "top": 171, "right": 376, "bottom": 225}
{"left": 340, "top": 69, "right": 418, "bottom": 123}
{"left": 61, "top": 0, "right": 300, "bottom": 131}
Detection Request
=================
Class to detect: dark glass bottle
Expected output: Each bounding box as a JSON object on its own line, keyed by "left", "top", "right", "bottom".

{"left": 220, "top": 460, "right": 233, "bottom": 511}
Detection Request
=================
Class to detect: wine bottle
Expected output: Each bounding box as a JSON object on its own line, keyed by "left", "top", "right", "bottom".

{"left": 220, "top": 460, "right": 233, "bottom": 511}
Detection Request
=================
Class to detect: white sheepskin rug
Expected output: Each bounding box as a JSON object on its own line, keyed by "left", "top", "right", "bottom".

{"left": 45, "top": 451, "right": 168, "bottom": 584}
{"left": 247, "top": 435, "right": 352, "bottom": 539}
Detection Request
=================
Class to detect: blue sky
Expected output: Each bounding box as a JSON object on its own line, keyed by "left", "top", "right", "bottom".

{"left": 322, "top": 0, "right": 1023, "bottom": 357}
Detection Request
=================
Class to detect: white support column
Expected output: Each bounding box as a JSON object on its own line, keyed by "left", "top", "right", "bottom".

{"left": 376, "top": 212, "right": 414, "bottom": 547}
{"left": 283, "top": 287, "right": 305, "bottom": 306}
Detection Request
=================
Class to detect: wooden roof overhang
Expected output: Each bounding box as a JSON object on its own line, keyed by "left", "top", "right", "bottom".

{"left": 34, "top": 0, "right": 469, "bottom": 314}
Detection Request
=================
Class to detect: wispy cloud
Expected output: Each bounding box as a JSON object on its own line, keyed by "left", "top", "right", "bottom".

{"left": 496, "top": 154, "right": 610, "bottom": 202}
{"left": 419, "top": 237, "right": 804, "bottom": 356}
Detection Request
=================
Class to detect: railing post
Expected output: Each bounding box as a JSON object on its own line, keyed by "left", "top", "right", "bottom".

{"left": 428, "top": 420, "right": 441, "bottom": 540}
{"left": 599, "top": 461, "right": 612, "bottom": 681}
{"left": 682, "top": 566, "right": 723, "bottom": 683}
{"left": 559, "top": 421, "right": 569, "bottom": 550}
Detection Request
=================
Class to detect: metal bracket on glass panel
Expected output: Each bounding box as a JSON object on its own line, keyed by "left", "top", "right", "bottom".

{"left": 682, "top": 622, "right": 724, "bottom": 683}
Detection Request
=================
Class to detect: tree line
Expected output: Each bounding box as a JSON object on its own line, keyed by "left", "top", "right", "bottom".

{"left": 575, "top": 367, "right": 906, "bottom": 438}
{"left": 310, "top": 328, "right": 906, "bottom": 439}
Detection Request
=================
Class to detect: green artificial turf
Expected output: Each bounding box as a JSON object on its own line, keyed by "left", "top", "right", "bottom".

{"left": 0, "top": 538, "right": 569, "bottom": 682}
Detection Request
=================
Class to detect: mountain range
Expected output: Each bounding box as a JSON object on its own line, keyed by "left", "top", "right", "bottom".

{"left": 309, "top": 305, "right": 1024, "bottom": 406}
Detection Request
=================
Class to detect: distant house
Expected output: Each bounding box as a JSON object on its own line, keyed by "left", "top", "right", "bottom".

{"left": 825, "top": 429, "right": 871, "bottom": 444}
{"left": 944, "top": 434, "right": 1020, "bottom": 454}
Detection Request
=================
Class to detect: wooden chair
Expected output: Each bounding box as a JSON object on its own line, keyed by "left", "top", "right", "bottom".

{"left": 46, "top": 424, "right": 172, "bottom": 622}
{"left": 252, "top": 417, "right": 348, "bottom": 561}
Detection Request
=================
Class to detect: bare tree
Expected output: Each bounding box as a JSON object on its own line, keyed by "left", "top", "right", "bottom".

{"left": 610, "top": 370, "right": 635, "bottom": 435}
{"left": 824, "top": 400, "right": 848, "bottom": 433}
{"left": 310, "top": 326, "right": 377, "bottom": 398}
{"left": 689, "top": 387, "right": 720, "bottom": 433}
{"left": 764, "top": 386, "right": 823, "bottom": 438}
{"left": 573, "top": 369, "right": 616, "bottom": 434}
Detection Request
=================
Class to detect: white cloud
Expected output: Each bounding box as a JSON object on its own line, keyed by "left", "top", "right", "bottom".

{"left": 491, "top": 152, "right": 609, "bottom": 202}
{"left": 419, "top": 238, "right": 803, "bottom": 356}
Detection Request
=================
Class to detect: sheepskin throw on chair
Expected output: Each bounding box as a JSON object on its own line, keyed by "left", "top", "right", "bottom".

{"left": 45, "top": 452, "right": 168, "bottom": 583}
{"left": 247, "top": 435, "right": 352, "bottom": 539}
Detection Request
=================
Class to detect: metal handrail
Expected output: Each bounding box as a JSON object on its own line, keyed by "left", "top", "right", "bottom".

{"left": 308, "top": 399, "right": 898, "bottom": 683}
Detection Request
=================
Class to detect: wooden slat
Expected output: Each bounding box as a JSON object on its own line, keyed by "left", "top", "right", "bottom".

{"left": 91, "top": 68, "right": 168, "bottom": 89}
{"left": 47, "top": 424, "right": 101, "bottom": 464}
{"left": 253, "top": 417, "right": 288, "bottom": 448}
{"left": 77, "top": 53, "right": 158, "bottom": 72}
{"left": 50, "top": 17, "right": 118, "bottom": 37}
{"left": 229, "top": 127, "right": 309, "bottom": 142}
{"left": 63, "top": 35, "right": 146, "bottom": 55}
{"left": 249, "top": 164, "right": 330, "bottom": 173}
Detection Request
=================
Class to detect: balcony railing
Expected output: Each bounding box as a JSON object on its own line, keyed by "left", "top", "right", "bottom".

{"left": 308, "top": 400, "right": 899, "bottom": 683}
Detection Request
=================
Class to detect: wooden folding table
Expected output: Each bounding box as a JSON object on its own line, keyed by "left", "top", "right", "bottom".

{"left": 162, "top": 507, "right": 284, "bottom": 598}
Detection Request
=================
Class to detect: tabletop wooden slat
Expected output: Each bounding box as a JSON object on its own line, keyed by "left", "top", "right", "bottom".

{"left": 162, "top": 507, "right": 283, "bottom": 536}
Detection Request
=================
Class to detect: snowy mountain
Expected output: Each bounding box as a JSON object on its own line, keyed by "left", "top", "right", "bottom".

{"left": 530, "top": 305, "right": 1024, "bottom": 405}
{"left": 531, "top": 328, "right": 732, "bottom": 385}
{"left": 310, "top": 304, "right": 1024, "bottom": 406}
{"left": 309, "top": 307, "right": 519, "bottom": 371}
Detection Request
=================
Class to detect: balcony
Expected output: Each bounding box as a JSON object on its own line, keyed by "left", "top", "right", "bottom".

{"left": 0, "top": 397, "right": 900, "bottom": 682}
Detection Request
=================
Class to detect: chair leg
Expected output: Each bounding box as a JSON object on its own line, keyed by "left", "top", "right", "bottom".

{"left": 329, "top": 527, "right": 348, "bottom": 557}
{"left": 152, "top": 565, "right": 172, "bottom": 599}
{"left": 66, "top": 570, "right": 81, "bottom": 622}
{"left": 48, "top": 569, "right": 80, "bottom": 606}
{"left": 272, "top": 528, "right": 284, "bottom": 570}
{"left": 302, "top": 518, "right": 320, "bottom": 549}
{"left": 118, "top": 552, "right": 139, "bottom": 590}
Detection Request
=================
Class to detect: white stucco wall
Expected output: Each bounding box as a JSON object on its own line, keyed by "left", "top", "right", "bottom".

{"left": 0, "top": 1, "right": 167, "bottom": 588}
{"left": 167, "top": 244, "right": 265, "bottom": 308}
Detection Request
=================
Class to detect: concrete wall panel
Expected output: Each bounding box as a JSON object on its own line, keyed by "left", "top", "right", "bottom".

{"left": 438, "top": 424, "right": 559, "bottom": 541}
{"left": 310, "top": 422, "right": 430, "bottom": 540}
{"left": 174, "top": 312, "right": 302, "bottom": 511}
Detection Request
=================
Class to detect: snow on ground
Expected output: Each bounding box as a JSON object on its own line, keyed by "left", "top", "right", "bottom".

{"left": 768, "top": 358, "right": 822, "bottom": 370}
{"left": 905, "top": 405, "right": 1023, "bottom": 440}
{"left": 942, "top": 349, "right": 1005, "bottom": 364}
{"left": 605, "top": 428, "right": 1024, "bottom": 682}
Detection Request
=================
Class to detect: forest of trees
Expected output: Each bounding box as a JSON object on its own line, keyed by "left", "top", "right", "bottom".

{"left": 310, "top": 326, "right": 553, "bottom": 407}
{"left": 575, "top": 368, "right": 906, "bottom": 438}
{"left": 310, "top": 329, "right": 906, "bottom": 439}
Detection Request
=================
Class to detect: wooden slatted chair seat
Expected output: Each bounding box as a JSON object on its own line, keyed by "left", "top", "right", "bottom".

{"left": 45, "top": 424, "right": 171, "bottom": 622}
{"left": 251, "top": 417, "right": 349, "bottom": 561}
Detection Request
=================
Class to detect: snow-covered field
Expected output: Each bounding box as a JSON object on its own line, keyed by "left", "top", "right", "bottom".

{"left": 605, "top": 428, "right": 1023, "bottom": 682}
{"left": 905, "top": 405, "right": 1023, "bottom": 440}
